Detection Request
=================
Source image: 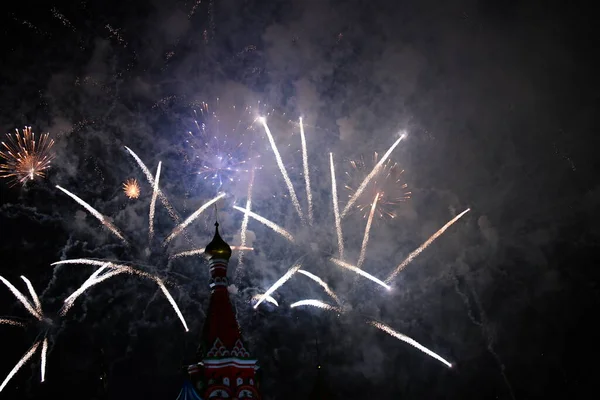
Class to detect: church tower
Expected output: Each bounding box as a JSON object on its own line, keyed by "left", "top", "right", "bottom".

{"left": 176, "top": 222, "right": 261, "bottom": 400}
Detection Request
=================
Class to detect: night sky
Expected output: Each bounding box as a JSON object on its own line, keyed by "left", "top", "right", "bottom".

{"left": 1, "top": 1, "right": 598, "bottom": 399}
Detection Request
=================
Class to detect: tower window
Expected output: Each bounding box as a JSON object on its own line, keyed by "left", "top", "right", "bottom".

{"left": 236, "top": 377, "right": 243, "bottom": 386}
{"left": 223, "top": 377, "right": 230, "bottom": 386}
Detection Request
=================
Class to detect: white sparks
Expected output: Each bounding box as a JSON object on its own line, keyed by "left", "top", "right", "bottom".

{"left": 251, "top": 293, "right": 279, "bottom": 307}
{"left": 164, "top": 193, "right": 226, "bottom": 245}
{"left": 0, "top": 341, "right": 40, "bottom": 392}
{"left": 369, "top": 320, "right": 453, "bottom": 368}
{"left": 341, "top": 133, "right": 405, "bottom": 218}
{"left": 329, "top": 258, "right": 391, "bottom": 291}
{"left": 148, "top": 161, "right": 162, "bottom": 242}
{"left": 40, "top": 337, "right": 48, "bottom": 382}
{"left": 297, "top": 270, "right": 342, "bottom": 306}
{"left": 290, "top": 299, "right": 342, "bottom": 313}
{"left": 300, "top": 118, "right": 313, "bottom": 225}
{"left": 0, "top": 276, "right": 42, "bottom": 320}
{"left": 233, "top": 206, "right": 295, "bottom": 243}
{"left": 330, "top": 153, "right": 345, "bottom": 260}
{"left": 56, "top": 185, "right": 127, "bottom": 243}
{"left": 20, "top": 275, "right": 42, "bottom": 315}
{"left": 0, "top": 319, "right": 25, "bottom": 328}
{"left": 237, "top": 168, "right": 255, "bottom": 274}
{"left": 260, "top": 117, "right": 305, "bottom": 223}
{"left": 357, "top": 193, "right": 379, "bottom": 269}
{"left": 253, "top": 263, "right": 301, "bottom": 309}
{"left": 386, "top": 208, "right": 471, "bottom": 283}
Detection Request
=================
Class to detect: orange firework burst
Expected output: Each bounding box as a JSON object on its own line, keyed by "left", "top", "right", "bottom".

{"left": 123, "top": 178, "right": 140, "bottom": 199}
{"left": 344, "top": 152, "right": 411, "bottom": 220}
{"left": 0, "top": 127, "right": 55, "bottom": 187}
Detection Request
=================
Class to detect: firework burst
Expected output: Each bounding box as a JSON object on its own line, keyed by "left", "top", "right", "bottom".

{"left": 0, "top": 127, "right": 55, "bottom": 187}
{"left": 345, "top": 152, "right": 411, "bottom": 221}
{"left": 123, "top": 178, "right": 141, "bottom": 199}
{"left": 185, "top": 101, "right": 265, "bottom": 191}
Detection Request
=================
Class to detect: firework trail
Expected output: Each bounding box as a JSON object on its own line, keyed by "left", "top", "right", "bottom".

{"left": 233, "top": 206, "right": 295, "bottom": 243}
{"left": 40, "top": 337, "right": 48, "bottom": 382}
{"left": 170, "top": 246, "right": 253, "bottom": 260}
{"left": 385, "top": 208, "right": 471, "bottom": 283}
{"left": 164, "top": 193, "right": 226, "bottom": 245}
{"left": 297, "top": 270, "right": 342, "bottom": 306}
{"left": 0, "top": 127, "right": 55, "bottom": 186}
{"left": 290, "top": 299, "right": 342, "bottom": 313}
{"left": 300, "top": 118, "right": 313, "bottom": 225}
{"left": 329, "top": 258, "right": 391, "bottom": 290}
{"left": 149, "top": 162, "right": 162, "bottom": 242}
{"left": 341, "top": 133, "right": 406, "bottom": 218}
{"left": 330, "top": 153, "right": 345, "bottom": 260}
{"left": 0, "top": 341, "right": 40, "bottom": 392}
{"left": 20, "top": 275, "right": 42, "bottom": 315}
{"left": 369, "top": 320, "right": 452, "bottom": 368}
{"left": 236, "top": 167, "right": 255, "bottom": 277}
{"left": 124, "top": 146, "right": 181, "bottom": 224}
{"left": 56, "top": 185, "right": 127, "bottom": 243}
{"left": 53, "top": 259, "right": 189, "bottom": 331}
{"left": 251, "top": 294, "right": 279, "bottom": 307}
{"left": 0, "top": 276, "right": 42, "bottom": 320}
{"left": 253, "top": 263, "right": 302, "bottom": 309}
{"left": 259, "top": 117, "right": 305, "bottom": 223}
{"left": 123, "top": 178, "right": 141, "bottom": 199}
{"left": 357, "top": 193, "right": 379, "bottom": 269}
{"left": 0, "top": 319, "right": 25, "bottom": 327}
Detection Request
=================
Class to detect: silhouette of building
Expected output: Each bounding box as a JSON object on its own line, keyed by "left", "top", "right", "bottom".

{"left": 176, "top": 222, "right": 261, "bottom": 400}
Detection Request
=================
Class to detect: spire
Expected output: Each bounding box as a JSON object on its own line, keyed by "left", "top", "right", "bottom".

{"left": 205, "top": 222, "right": 232, "bottom": 260}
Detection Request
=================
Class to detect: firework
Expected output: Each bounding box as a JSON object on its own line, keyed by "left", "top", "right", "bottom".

{"left": 164, "top": 192, "right": 226, "bottom": 245}
{"left": 329, "top": 258, "right": 391, "bottom": 290}
{"left": 357, "top": 192, "right": 379, "bottom": 269}
{"left": 236, "top": 167, "right": 255, "bottom": 278}
{"left": 0, "top": 276, "right": 53, "bottom": 392}
{"left": 251, "top": 294, "right": 279, "bottom": 307}
{"left": 386, "top": 208, "right": 471, "bottom": 283}
{"left": 369, "top": 320, "right": 452, "bottom": 368}
{"left": 290, "top": 299, "right": 342, "bottom": 313}
{"left": 186, "top": 103, "right": 262, "bottom": 190}
{"left": 344, "top": 152, "right": 411, "bottom": 221}
{"left": 169, "top": 246, "right": 254, "bottom": 260}
{"left": 0, "top": 127, "right": 55, "bottom": 186}
{"left": 123, "top": 178, "right": 141, "bottom": 199}
{"left": 300, "top": 118, "right": 314, "bottom": 225}
{"left": 148, "top": 162, "right": 162, "bottom": 241}
{"left": 330, "top": 153, "right": 345, "bottom": 260}
{"left": 297, "top": 270, "right": 342, "bottom": 306}
{"left": 342, "top": 133, "right": 406, "bottom": 218}
{"left": 253, "top": 262, "right": 302, "bottom": 309}
{"left": 56, "top": 185, "right": 127, "bottom": 243}
{"left": 233, "top": 206, "right": 295, "bottom": 243}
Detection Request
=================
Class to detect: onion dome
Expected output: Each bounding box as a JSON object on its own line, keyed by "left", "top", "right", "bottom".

{"left": 205, "top": 222, "right": 232, "bottom": 260}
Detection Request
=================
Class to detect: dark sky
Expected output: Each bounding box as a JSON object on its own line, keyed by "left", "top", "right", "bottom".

{"left": 1, "top": 0, "right": 598, "bottom": 399}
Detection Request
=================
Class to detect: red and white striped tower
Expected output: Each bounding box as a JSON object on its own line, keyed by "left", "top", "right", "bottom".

{"left": 177, "top": 222, "right": 261, "bottom": 400}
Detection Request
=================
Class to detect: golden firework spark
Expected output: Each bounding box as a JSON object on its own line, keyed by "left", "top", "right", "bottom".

{"left": 0, "top": 127, "right": 55, "bottom": 187}
{"left": 344, "top": 152, "right": 411, "bottom": 220}
{"left": 122, "top": 178, "right": 140, "bottom": 199}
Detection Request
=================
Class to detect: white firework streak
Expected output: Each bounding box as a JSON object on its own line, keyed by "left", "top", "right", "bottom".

{"left": 233, "top": 206, "right": 295, "bottom": 243}
{"left": 369, "top": 320, "right": 453, "bottom": 368}
{"left": 40, "top": 337, "right": 48, "bottom": 382}
{"left": 0, "top": 340, "right": 40, "bottom": 392}
{"left": 300, "top": 118, "right": 313, "bottom": 225}
{"left": 124, "top": 146, "right": 181, "bottom": 224}
{"left": 329, "top": 258, "right": 391, "bottom": 291}
{"left": 0, "top": 276, "right": 42, "bottom": 320}
{"left": 259, "top": 117, "right": 305, "bottom": 223}
{"left": 164, "top": 193, "right": 226, "bottom": 245}
{"left": 357, "top": 193, "right": 379, "bottom": 269}
{"left": 53, "top": 259, "right": 189, "bottom": 331}
{"left": 170, "top": 246, "right": 254, "bottom": 260}
{"left": 20, "top": 275, "right": 42, "bottom": 314}
{"left": 290, "top": 299, "right": 342, "bottom": 313}
{"left": 0, "top": 318, "right": 25, "bottom": 328}
{"left": 237, "top": 167, "right": 255, "bottom": 275}
{"left": 251, "top": 293, "right": 279, "bottom": 307}
{"left": 253, "top": 263, "right": 302, "bottom": 309}
{"left": 330, "top": 153, "right": 345, "bottom": 260}
{"left": 56, "top": 185, "right": 127, "bottom": 243}
{"left": 341, "top": 133, "right": 406, "bottom": 218}
{"left": 148, "top": 161, "right": 162, "bottom": 242}
{"left": 297, "top": 270, "right": 342, "bottom": 306}
{"left": 386, "top": 208, "right": 471, "bottom": 283}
